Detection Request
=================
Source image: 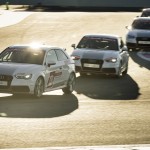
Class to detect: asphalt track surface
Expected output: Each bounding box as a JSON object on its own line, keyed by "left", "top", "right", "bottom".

{"left": 0, "top": 7, "right": 150, "bottom": 150}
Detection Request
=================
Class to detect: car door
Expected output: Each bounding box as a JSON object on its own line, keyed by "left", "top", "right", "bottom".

{"left": 55, "top": 49, "right": 70, "bottom": 85}
{"left": 44, "top": 49, "right": 63, "bottom": 90}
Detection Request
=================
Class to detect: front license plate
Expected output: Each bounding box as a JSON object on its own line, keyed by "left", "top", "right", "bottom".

{"left": 83, "top": 63, "right": 99, "bottom": 68}
{"left": 138, "top": 41, "right": 150, "bottom": 44}
{"left": 0, "top": 81, "right": 7, "bottom": 86}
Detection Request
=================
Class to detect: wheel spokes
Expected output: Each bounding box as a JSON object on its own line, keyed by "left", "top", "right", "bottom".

{"left": 36, "top": 78, "right": 43, "bottom": 97}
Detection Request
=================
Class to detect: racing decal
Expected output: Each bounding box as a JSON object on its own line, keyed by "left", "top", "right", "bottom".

{"left": 47, "top": 70, "right": 62, "bottom": 88}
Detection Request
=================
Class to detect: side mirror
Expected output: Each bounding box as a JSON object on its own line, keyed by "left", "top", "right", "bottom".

{"left": 71, "top": 44, "right": 76, "bottom": 49}
{"left": 47, "top": 61, "right": 56, "bottom": 67}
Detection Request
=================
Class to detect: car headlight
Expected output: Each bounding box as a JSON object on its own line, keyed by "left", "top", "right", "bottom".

{"left": 127, "top": 34, "right": 135, "bottom": 39}
{"left": 15, "top": 73, "right": 32, "bottom": 79}
{"left": 105, "top": 57, "right": 117, "bottom": 63}
{"left": 71, "top": 55, "right": 80, "bottom": 60}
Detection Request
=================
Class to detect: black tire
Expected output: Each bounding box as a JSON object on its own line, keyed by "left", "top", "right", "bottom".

{"left": 34, "top": 77, "right": 44, "bottom": 98}
{"left": 62, "top": 73, "right": 76, "bottom": 94}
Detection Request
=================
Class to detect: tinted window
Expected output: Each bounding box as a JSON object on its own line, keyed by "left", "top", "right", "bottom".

{"left": 77, "top": 36, "right": 119, "bottom": 50}
{"left": 141, "top": 11, "right": 150, "bottom": 17}
{"left": 46, "top": 50, "right": 58, "bottom": 62}
{"left": 132, "top": 19, "right": 150, "bottom": 29}
{"left": 55, "top": 49, "right": 68, "bottom": 61}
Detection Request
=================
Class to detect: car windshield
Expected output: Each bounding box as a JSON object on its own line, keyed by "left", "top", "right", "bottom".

{"left": 0, "top": 47, "right": 45, "bottom": 65}
{"left": 76, "top": 36, "right": 119, "bottom": 50}
{"left": 132, "top": 19, "right": 150, "bottom": 29}
{"left": 141, "top": 11, "right": 150, "bottom": 17}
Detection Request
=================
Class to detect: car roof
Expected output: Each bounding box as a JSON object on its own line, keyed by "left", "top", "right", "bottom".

{"left": 142, "top": 8, "right": 150, "bottom": 12}
{"left": 134, "top": 17, "right": 150, "bottom": 21}
{"left": 7, "top": 44, "right": 62, "bottom": 52}
{"left": 83, "top": 34, "right": 120, "bottom": 39}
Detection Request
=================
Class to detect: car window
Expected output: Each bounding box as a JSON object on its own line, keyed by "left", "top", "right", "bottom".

{"left": 141, "top": 11, "right": 150, "bottom": 17}
{"left": 77, "top": 36, "right": 119, "bottom": 50}
{"left": 55, "top": 49, "right": 68, "bottom": 61}
{"left": 46, "top": 50, "right": 58, "bottom": 62}
{"left": 0, "top": 50, "right": 12, "bottom": 61}
{"left": 132, "top": 19, "right": 150, "bottom": 29}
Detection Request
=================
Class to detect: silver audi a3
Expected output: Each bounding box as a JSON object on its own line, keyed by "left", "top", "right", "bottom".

{"left": 71, "top": 34, "right": 129, "bottom": 78}
{"left": 0, "top": 44, "right": 76, "bottom": 97}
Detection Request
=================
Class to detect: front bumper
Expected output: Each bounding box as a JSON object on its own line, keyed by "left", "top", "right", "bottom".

{"left": 75, "top": 58, "right": 119, "bottom": 75}
{"left": 0, "top": 75, "right": 35, "bottom": 94}
{"left": 126, "top": 36, "right": 150, "bottom": 50}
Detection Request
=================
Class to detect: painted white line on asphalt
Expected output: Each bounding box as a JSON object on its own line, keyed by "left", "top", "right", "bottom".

{"left": 1, "top": 145, "right": 150, "bottom": 150}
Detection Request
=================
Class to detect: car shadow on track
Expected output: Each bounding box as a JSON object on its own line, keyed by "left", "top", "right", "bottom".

{"left": 129, "top": 51, "right": 150, "bottom": 70}
{"left": 0, "top": 94, "right": 78, "bottom": 118}
{"left": 75, "top": 74, "right": 140, "bottom": 100}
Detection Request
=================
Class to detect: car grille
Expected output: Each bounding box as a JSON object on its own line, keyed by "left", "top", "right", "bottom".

{"left": 81, "top": 59, "right": 103, "bottom": 71}
{"left": 0, "top": 75, "right": 13, "bottom": 89}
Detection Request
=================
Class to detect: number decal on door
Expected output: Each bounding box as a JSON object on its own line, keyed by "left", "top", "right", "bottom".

{"left": 47, "top": 71, "right": 62, "bottom": 88}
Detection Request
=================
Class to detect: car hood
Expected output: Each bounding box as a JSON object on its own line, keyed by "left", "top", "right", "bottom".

{"left": 71, "top": 48, "right": 119, "bottom": 59}
{"left": 0, "top": 62, "right": 43, "bottom": 75}
{"left": 128, "top": 29, "right": 150, "bottom": 37}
